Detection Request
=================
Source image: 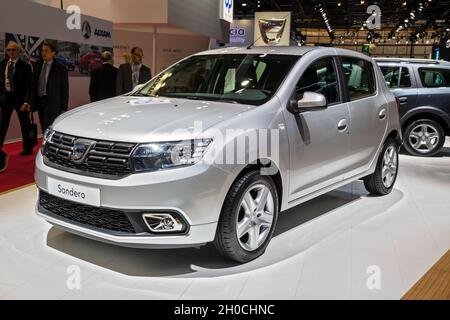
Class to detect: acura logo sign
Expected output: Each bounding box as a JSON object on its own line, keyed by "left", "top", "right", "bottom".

{"left": 82, "top": 20, "right": 92, "bottom": 39}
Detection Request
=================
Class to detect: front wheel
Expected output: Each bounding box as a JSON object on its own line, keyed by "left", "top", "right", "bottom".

{"left": 214, "top": 171, "right": 279, "bottom": 263}
{"left": 363, "top": 138, "right": 399, "bottom": 196}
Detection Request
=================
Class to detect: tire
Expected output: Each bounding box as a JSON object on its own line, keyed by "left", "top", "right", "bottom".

{"left": 214, "top": 171, "right": 279, "bottom": 263}
{"left": 403, "top": 119, "right": 445, "bottom": 157}
{"left": 363, "top": 138, "right": 399, "bottom": 196}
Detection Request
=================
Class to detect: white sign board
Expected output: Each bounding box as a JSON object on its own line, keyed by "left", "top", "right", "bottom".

{"left": 220, "top": 0, "right": 234, "bottom": 23}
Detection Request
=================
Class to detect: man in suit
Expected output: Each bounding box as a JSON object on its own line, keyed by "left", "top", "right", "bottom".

{"left": 116, "top": 47, "right": 151, "bottom": 95}
{"left": 28, "top": 41, "right": 69, "bottom": 133}
{"left": 0, "top": 41, "right": 33, "bottom": 173}
{"left": 89, "top": 51, "right": 118, "bottom": 102}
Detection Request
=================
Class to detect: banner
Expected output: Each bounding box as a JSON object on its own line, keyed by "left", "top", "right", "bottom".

{"left": 254, "top": 12, "right": 291, "bottom": 46}
{"left": 0, "top": 0, "right": 113, "bottom": 77}
{"left": 4, "top": 32, "right": 112, "bottom": 77}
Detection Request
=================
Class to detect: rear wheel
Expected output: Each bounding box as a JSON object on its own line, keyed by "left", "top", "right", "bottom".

{"left": 403, "top": 119, "right": 445, "bottom": 157}
{"left": 363, "top": 138, "right": 399, "bottom": 196}
{"left": 214, "top": 171, "right": 279, "bottom": 263}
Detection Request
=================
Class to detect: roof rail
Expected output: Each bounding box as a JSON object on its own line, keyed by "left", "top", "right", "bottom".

{"left": 373, "top": 57, "right": 441, "bottom": 64}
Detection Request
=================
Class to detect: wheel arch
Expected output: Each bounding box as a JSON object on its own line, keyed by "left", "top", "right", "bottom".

{"left": 229, "top": 160, "right": 284, "bottom": 211}
{"left": 401, "top": 109, "right": 450, "bottom": 136}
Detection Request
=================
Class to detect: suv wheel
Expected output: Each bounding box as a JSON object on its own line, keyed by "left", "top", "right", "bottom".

{"left": 214, "top": 171, "right": 279, "bottom": 263}
{"left": 403, "top": 119, "right": 445, "bottom": 157}
{"left": 363, "top": 138, "right": 399, "bottom": 196}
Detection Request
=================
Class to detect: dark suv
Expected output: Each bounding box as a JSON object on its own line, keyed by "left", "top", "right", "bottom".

{"left": 376, "top": 58, "right": 450, "bottom": 156}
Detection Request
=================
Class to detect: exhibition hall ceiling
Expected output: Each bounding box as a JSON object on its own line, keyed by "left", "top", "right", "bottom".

{"left": 235, "top": 0, "right": 450, "bottom": 30}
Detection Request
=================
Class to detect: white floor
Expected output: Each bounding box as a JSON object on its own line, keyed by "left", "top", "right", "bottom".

{"left": 1, "top": 140, "right": 449, "bottom": 300}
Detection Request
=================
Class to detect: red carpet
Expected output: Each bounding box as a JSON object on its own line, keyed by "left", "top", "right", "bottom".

{"left": 0, "top": 139, "right": 43, "bottom": 194}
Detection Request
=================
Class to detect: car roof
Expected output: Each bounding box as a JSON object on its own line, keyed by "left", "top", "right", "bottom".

{"left": 194, "top": 46, "right": 373, "bottom": 61}
{"left": 195, "top": 46, "right": 318, "bottom": 56}
{"left": 374, "top": 57, "right": 450, "bottom": 66}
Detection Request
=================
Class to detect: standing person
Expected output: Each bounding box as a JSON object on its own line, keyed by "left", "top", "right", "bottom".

{"left": 116, "top": 47, "right": 151, "bottom": 95}
{"left": 0, "top": 41, "right": 33, "bottom": 173}
{"left": 89, "top": 51, "right": 118, "bottom": 102}
{"left": 30, "top": 41, "right": 69, "bottom": 132}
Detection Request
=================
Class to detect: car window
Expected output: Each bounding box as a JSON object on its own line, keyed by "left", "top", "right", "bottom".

{"left": 137, "top": 54, "right": 299, "bottom": 106}
{"left": 419, "top": 68, "right": 450, "bottom": 88}
{"left": 295, "top": 57, "right": 340, "bottom": 104}
{"left": 380, "top": 66, "right": 400, "bottom": 88}
{"left": 380, "top": 66, "right": 411, "bottom": 88}
{"left": 341, "top": 57, "right": 376, "bottom": 100}
{"left": 399, "top": 67, "right": 411, "bottom": 87}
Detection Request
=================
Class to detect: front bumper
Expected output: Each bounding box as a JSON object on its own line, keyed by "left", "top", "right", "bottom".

{"left": 35, "top": 152, "right": 238, "bottom": 248}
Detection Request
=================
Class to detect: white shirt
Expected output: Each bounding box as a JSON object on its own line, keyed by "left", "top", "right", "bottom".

{"left": 4, "top": 57, "right": 19, "bottom": 92}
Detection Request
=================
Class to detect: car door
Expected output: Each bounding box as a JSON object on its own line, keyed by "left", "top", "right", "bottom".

{"left": 341, "top": 57, "right": 388, "bottom": 177}
{"left": 416, "top": 67, "right": 450, "bottom": 116}
{"left": 285, "top": 56, "right": 351, "bottom": 201}
{"left": 379, "top": 64, "right": 418, "bottom": 118}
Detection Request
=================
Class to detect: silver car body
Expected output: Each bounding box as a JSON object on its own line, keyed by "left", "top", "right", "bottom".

{"left": 35, "top": 46, "right": 401, "bottom": 248}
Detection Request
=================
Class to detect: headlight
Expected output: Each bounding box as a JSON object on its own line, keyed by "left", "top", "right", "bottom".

{"left": 40, "top": 127, "right": 54, "bottom": 154}
{"left": 131, "top": 139, "right": 212, "bottom": 172}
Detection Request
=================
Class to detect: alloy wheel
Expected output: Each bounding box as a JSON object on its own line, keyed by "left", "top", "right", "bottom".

{"left": 381, "top": 145, "right": 398, "bottom": 188}
{"left": 236, "top": 184, "right": 275, "bottom": 251}
{"left": 408, "top": 124, "right": 440, "bottom": 154}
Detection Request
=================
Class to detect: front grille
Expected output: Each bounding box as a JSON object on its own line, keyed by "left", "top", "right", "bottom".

{"left": 39, "top": 191, "right": 136, "bottom": 234}
{"left": 43, "top": 132, "right": 137, "bottom": 179}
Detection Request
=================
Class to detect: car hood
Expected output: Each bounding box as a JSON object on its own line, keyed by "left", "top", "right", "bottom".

{"left": 53, "top": 96, "right": 256, "bottom": 142}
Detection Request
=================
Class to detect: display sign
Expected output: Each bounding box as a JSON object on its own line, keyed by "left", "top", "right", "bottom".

{"left": 0, "top": 0, "right": 113, "bottom": 48}
{"left": 254, "top": 12, "right": 291, "bottom": 46}
{"left": 0, "top": 0, "right": 113, "bottom": 77}
{"left": 362, "top": 44, "right": 371, "bottom": 55}
{"left": 438, "top": 36, "right": 450, "bottom": 61}
{"left": 220, "top": 0, "right": 234, "bottom": 23}
{"left": 230, "top": 20, "right": 254, "bottom": 46}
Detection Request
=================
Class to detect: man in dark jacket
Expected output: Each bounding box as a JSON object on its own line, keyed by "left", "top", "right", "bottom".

{"left": 30, "top": 41, "right": 69, "bottom": 132}
{"left": 89, "top": 51, "right": 118, "bottom": 102}
{"left": 116, "top": 47, "right": 151, "bottom": 95}
{"left": 0, "top": 41, "right": 33, "bottom": 173}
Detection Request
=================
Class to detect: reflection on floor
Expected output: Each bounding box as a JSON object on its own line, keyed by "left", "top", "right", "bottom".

{"left": 0, "top": 141, "right": 449, "bottom": 300}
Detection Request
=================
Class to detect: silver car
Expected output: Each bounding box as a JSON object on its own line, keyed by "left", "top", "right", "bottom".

{"left": 35, "top": 47, "right": 402, "bottom": 263}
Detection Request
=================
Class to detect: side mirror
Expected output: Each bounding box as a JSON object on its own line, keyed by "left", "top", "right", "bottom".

{"left": 288, "top": 92, "right": 327, "bottom": 114}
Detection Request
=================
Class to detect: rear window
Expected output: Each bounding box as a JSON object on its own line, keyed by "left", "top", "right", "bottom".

{"left": 341, "top": 57, "right": 376, "bottom": 100}
{"left": 419, "top": 68, "right": 450, "bottom": 88}
{"left": 380, "top": 66, "right": 411, "bottom": 88}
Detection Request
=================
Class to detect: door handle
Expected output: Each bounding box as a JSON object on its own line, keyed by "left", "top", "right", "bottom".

{"left": 398, "top": 97, "right": 408, "bottom": 104}
{"left": 378, "top": 108, "right": 387, "bottom": 120}
{"left": 337, "top": 119, "right": 348, "bottom": 132}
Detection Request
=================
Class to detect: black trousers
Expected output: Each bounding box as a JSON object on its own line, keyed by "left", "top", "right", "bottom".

{"left": 37, "top": 96, "right": 52, "bottom": 133}
{"left": 0, "top": 96, "right": 32, "bottom": 152}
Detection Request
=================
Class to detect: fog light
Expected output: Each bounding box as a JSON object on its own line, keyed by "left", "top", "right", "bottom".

{"left": 143, "top": 213, "right": 185, "bottom": 233}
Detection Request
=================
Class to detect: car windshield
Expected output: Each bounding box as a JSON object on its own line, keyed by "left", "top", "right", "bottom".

{"left": 134, "top": 54, "right": 300, "bottom": 106}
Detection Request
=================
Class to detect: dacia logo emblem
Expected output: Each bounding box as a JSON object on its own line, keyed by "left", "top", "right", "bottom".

{"left": 72, "top": 140, "right": 93, "bottom": 163}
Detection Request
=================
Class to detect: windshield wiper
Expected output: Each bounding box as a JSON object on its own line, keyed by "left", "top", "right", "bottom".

{"left": 131, "top": 92, "right": 154, "bottom": 97}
